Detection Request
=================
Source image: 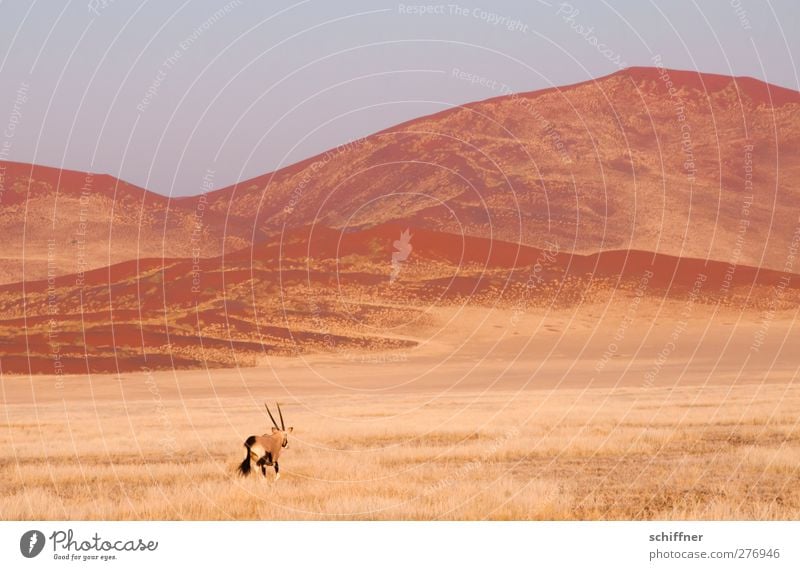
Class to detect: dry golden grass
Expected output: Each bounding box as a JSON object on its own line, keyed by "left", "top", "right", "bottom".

{"left": 2, "top": 382, "right": 799, "bottom": 520}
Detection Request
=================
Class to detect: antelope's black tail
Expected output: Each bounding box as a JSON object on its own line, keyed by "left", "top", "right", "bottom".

{"left": 238, "top": 435, "right": 256, "bottom": 476}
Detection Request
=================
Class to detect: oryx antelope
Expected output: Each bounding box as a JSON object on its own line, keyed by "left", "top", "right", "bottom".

{"left": 237, "top": 402, "right": 293, "bottom": 481}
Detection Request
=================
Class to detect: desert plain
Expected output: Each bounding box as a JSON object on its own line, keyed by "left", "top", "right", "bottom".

{"left": 3, "top": 301, "right": 799, "bottom": 520}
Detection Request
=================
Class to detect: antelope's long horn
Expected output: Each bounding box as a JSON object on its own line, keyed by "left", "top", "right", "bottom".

{"left": 277, "top": 402, "right": 285, "bottom": 430}
{"left": 265, "top": 403, "right": 280, "bottom": 429}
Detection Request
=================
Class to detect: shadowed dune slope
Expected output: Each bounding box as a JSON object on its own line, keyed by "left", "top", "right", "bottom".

{"left": 0, "top": 223, "right": 797, "bottom": 374}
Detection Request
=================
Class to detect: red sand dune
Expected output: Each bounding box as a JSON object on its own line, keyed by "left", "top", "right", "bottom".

{"left": 0, "top": 222, "right": 796, "bottom": 374}
{"left": 1, "top": 66, "right": 798, "bottom": 286}
{"left": 1, "top": 67, "right": 799, "bottom": 373}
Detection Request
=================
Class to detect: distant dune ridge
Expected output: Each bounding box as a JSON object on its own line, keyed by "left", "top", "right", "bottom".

{"left": 0, "top": 66, "right": 799, "bottom": 373}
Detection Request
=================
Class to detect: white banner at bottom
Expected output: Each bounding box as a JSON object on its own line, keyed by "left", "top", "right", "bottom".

{"left": 1, "top": 521, "right": 798, "bottom": 569}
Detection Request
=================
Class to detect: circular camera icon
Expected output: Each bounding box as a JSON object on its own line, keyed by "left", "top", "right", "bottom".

{"left": 20, "top": 530, "right": 46, "bottom": 558}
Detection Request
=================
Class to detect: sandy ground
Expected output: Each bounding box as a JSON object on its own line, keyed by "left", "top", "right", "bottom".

{"left": 4, "top": 301, "right": 798, "bottom": 403}
{"left": 2, "top": 304, "right": 799, "bottom": 519}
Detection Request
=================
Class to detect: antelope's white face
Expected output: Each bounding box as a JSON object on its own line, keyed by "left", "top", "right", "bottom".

{"left": 272, "top": 426, "right": 294, "bottom": 448}
{"left": 265, "top": 402, "right": 293, "bottom": 449}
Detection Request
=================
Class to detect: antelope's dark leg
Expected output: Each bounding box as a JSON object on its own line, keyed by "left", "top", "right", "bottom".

{"left": 274, "top": 461, "right": 280, "bottom": 481}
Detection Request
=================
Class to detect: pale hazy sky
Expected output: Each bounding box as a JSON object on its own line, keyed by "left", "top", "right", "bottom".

{"left": 0, "top": 0, "right": 797, "bottom": 196}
